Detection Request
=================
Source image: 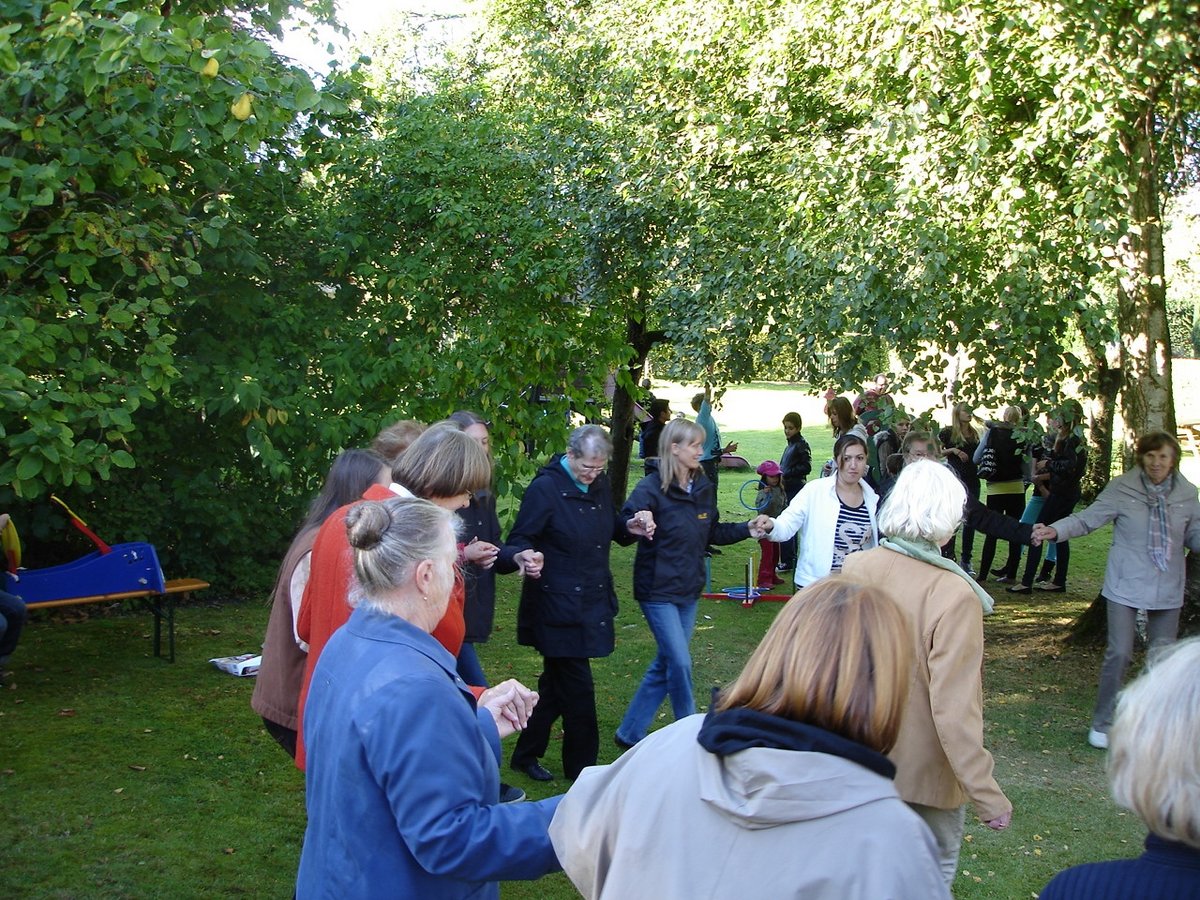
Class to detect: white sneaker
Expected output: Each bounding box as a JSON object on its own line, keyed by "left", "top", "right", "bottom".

{"left": 1087, "top": 728, "right": 1109, "bottom": 749}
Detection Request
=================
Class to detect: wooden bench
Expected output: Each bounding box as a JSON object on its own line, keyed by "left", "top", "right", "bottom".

{"left": 26, "top": 578, "right": 210, "bottom": 662}
{"left": 1177, "top": 422, "right": 1200, "bottom": 463}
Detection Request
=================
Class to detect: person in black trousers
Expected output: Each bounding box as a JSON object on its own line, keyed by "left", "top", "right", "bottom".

{"left": 503, "top": 425, "right": 655, "bottom": 782}
{"left": 778, "top": 412, "right": 811, "bottom": 571}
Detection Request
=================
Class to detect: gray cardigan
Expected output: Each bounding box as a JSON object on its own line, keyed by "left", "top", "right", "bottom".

{"left": 1050, "top": 468, "right": 1200, "bottom": 610}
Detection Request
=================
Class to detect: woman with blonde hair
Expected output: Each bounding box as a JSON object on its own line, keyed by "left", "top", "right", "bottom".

{"left": 551, "top": 578, "right": 949, "bottom": 899}
{"left": 1040, "top": 637, "right": 1200, "bottom": 898}
{"left": 614, "top": 418, "right": 755, "bottom": 748}
{"left": 939, "top": 402, "right": 981, "bottom": 572}
{"left": 843, "top": 460, "right": 1013, "bottom": 887}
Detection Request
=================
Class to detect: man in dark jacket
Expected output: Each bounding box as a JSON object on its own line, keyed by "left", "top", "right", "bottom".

{"left": 502, "top": 426, "right": 656, "bottom": 782}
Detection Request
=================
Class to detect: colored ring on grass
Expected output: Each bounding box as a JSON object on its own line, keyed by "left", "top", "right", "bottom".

{"left": 721, "top": 587, "right": 761, "bottom": 600}
{"left": 738, "top": 479, "right": 770, "bottom": 511}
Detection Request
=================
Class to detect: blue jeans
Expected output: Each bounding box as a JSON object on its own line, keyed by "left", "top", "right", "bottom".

{"left": 455, "top": 642, "right": 489, "bottom": 687}
{"left": 616, "top": 600, "right": 698, "bottom": 744}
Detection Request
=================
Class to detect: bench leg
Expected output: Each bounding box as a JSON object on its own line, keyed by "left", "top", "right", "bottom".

{"left": 148, "top": 594, "right": 178, "bottom": 663}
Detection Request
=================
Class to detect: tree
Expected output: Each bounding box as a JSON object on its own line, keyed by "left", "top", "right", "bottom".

{"left": 0, "top": 0, "right": 382, "bottom": 585}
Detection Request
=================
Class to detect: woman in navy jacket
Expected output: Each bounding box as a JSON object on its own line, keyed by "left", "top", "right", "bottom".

{"left": 615, "top": 418, "right": 755, "bottom": 747}
{"left": 503, "top": 425, "right": 655, "bottom": 782}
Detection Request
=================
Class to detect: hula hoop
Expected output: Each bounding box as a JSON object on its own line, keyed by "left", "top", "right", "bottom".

{"left": 739, "top": 479, "right": 770, "bottom": 511}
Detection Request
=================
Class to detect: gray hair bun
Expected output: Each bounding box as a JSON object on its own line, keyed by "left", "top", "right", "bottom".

{"left": 345, "top": 501, "right": 392, "bottom": 551}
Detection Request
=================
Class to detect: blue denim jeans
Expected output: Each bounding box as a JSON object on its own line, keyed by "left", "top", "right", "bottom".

{"left": 455, "top": 641, "right": 489, "bottom": 688}
{"left": 616, "top": 600, "right": 699, "bottom": 744}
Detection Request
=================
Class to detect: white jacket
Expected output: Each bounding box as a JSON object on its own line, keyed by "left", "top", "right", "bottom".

{"left": 769, "top": 475, "right": 879, "bottom": 587}
{"left": 550, "top": 714, "right": 948, "bottom": 900}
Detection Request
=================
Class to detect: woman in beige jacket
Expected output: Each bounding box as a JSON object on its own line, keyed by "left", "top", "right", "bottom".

{"left": 842, "top": 460, "right": 1012, "bottom": 887}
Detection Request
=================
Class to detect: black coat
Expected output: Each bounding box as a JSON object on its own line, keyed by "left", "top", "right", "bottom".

{"left": 456, "top": 491, "right": 517, "bottom": 644}
{"left": 501, "top": 456, "right": 634, "bottom": 658}
{"left": 780, "top": 432, "right": 812, "bottom": 499}
{"left": 622, "top": 464, "right": 751, "bottom": 604}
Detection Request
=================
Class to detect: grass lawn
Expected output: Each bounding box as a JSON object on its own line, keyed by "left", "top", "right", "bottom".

{"left": 4, "top": 380, "right": 1192, "bottom": 898}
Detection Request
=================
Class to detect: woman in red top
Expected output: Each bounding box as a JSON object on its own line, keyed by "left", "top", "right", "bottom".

{"left": 294, "top": 423, "right": 538, "bottom": 770}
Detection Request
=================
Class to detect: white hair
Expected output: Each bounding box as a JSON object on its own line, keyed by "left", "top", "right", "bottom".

{"left": 1108, "top": 637, "right": 1200, "bottom": 849}
{"left": 877, "top": 459, "right": 964, "bottom": 546}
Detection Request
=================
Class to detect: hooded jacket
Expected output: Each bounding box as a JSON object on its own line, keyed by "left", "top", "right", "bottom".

{"left": 549, "top": 713, "right": 949, "bottom": 900}
{"left": 622, "top": 462, "right": 751, "bottom": 603}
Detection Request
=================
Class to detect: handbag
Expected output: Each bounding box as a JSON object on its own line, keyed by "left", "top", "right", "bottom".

{"left": 976, "top": 446, "right": 997, "bottom": 480}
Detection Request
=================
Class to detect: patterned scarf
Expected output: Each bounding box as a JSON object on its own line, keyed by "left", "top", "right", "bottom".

{"left": 1144, "top": 472, "right": 1172, "bottom": 572}
{"left": 881, "top": 536, "right": 995, "bottom": 615}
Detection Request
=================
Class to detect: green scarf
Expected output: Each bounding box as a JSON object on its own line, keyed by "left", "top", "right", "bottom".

{"left": 881, "top": 536, "right": 995, "bottom": 615}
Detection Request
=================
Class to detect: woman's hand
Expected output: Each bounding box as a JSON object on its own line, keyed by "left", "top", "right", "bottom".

{"left": 462, "top": 539, "right": 499, "bottom": 569}
{"left": 749, "top": 515, "right": 774, "bottom": 538}
{"left": 478, "top": 679, "right": 539, "bottom": 739}
{"left": 1031, "top": 524, "right": 1057, "bottom": 545}
{"left": 626, "top": 510, "right": 656, "bottom": 540}
{"left": 513, "top": 549, "right": 544, "bottom": 579}
{"left": 984, "top": 810, "right": 1012, "bottom": 831}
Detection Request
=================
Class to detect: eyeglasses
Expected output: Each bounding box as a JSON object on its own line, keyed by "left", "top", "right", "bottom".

{"left": 577, "top": 463, "right": 607, "bottom": 474}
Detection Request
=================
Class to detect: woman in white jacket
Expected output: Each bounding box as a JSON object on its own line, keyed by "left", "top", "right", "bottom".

{"left": 753, "top": 433, "right": 879, "bottom": 587}
{"left": 1034, "top": 430, "right": 1200, "bottom": 750}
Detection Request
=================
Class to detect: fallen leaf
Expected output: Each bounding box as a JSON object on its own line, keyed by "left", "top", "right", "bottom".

{"left": 113, "top": 788, "right": 123, "bottom": 794}
{"left": 223, "top": 847, "right": 235, "bottom": 855}
{"left": 129, "top": 765, "right": 146, "bottom": 772}
{"left": 57, "top": 708, "right": 76, "bottom": 717}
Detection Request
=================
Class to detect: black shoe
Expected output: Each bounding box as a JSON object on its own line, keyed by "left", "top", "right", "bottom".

{"left": 499, "top": 783, "right": 526, "bottom": 803}
{"left": 990, "top": 567, "right": 1008, "bottom": 577}
{"left": 512, "top": 761, "right": 553, "bottom": 782}
{"left": 614, "top": 733, "right": 636, "bottom": 751}
{"left": 706, "top": 546, "right": 722, "bottom": 556}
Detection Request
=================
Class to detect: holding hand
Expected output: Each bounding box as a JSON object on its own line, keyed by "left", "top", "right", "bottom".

{"left": 462, "top": 538, "right": 500, "bottom": 569}
{"left": 478, "top": 679, "right": 540, "bottom": 739}
{"left": 1031, "top": 524, "right": 1057, "bottom": 546}
{"left": 626, "top": 510, "right": 656, "bottom": 540}
{"left": 513, "top": 549, "right": 544, "bottom": 579}
{"left": 749, "top": 514, "right": 774, "bottom": 539}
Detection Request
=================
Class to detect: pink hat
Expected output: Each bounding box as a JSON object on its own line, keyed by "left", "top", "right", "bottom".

{"left": 756, "top": 460, "right": 782, "bottom": 477}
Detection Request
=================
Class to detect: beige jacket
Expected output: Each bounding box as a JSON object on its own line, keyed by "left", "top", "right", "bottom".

{"left": 842, "top": 548, "right": 1011, "bottom": 822}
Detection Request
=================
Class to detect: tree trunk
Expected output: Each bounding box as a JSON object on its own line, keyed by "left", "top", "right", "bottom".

{"left": 1074, "top": 319, "right": 1122, "bottom": 499}
{"left": 608, "top": 379, "right": 637, "bottom": 504}
{"left": 607, "top": 314, "right": 665, "bottom": 504}
{"left": 1116, "top": 105, "right": 1175, "bottom": 443}
{"left": 1065, "top": 593, "right": 1108, "bottom": 646}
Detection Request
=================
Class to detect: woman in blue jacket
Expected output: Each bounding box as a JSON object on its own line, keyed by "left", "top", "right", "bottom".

{"left": 297, "top": 496, "right": 560, "bottom": 900}
{"left": 503, "top": 425, "right": 655, "bottom": 782}
{"left": 615, "top": 418, "right": 755, "bottom": 748}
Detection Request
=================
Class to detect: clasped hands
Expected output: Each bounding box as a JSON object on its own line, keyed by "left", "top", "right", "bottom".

{"left": 1031, "top": 524, "right": 1057, "bottom": 546}
{"left": 748, "top": 514, "right": 774, "bottom": 539}
{"left": 626, "top": 510, "right": 656, "bottom": 540}
{"left": 478, "top": 679, "right": 539, "bottom": 740}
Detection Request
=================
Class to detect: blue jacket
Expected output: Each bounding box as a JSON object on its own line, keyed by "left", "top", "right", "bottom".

{"left": 1040, "top": 834, "right": 1200, "bottom": 900}
{"left": 501, "top": 456, "right": 634, "bottom": 658}
{"left": 622, "top": 464, "right": 751, "bottom": 603}
{"left": 298, "top": 607, "right": 562, "bottom": 899}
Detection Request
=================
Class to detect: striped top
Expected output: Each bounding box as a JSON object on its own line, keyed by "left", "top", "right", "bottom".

{"left": 832, "top": 499, "right": 874, "bottom": 572}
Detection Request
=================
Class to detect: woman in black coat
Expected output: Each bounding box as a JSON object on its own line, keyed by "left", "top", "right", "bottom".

{"left": 503, "top": 425, "right": 655, "bottom": 782}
